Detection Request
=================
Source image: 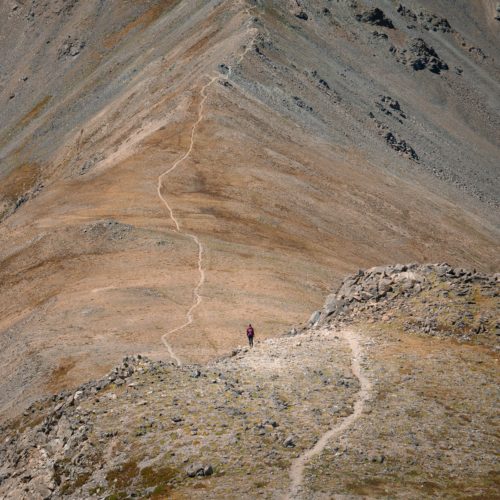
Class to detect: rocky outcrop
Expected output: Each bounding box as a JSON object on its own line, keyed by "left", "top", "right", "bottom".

{"left": 57, "top": 37, "right": 85, "bottom": 59}
{"left": 0, "top": 355, "right": 156, "bottom": 499}
{"left": 316, "top": 263, "right": 499, "bottom": 345}
{"left": 384, "top": 131, "right": 418, "bottom": 160}
{"left": 0, "top": 337, "right": 358, "bottom": 499}
{"left": 397, "top": 4, "right": 453, "bottom": 32}
{"left": 377, "top": 96, "right": 406, "bottom": 120}
{"left": 356, "top": 8, "right": 394, "bottom": 29}
{"left": 391, "top": 38, "right": 449, "bottom": 74}
{"left": 407, "top": 38, "right": 449, "bottom": 73}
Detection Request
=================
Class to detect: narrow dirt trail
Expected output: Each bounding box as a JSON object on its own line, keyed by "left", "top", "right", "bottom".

{"left": 157, "top": 76, "right": 216, "bottom": 366}
{"left": 157, "top": 5, "right": 257, "bottom": 366}
{"left": 286, "top": 328, "right": 372, "bottom": 499}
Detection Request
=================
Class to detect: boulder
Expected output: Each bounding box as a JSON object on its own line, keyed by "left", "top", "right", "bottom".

{"left": 324, "top": 296, "right": 346, "bottom": 316}
{"left": 356, "top": 8, "right": 395, "bottom": 28}
{"left": 186, "top": 463, "right": 213, "bottom": 477}
{"left": 308, "top": 310, "right": 321, "bottom": 326}
{"left": 408, "top": 38, "right": 448, "bottom": 73}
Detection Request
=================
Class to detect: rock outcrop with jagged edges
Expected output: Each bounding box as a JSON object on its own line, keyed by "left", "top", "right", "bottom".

{"left": 310, "top": 263, "right": 498, "bottom": 347}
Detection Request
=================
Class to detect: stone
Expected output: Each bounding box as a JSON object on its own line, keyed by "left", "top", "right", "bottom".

{"left": 408, "top": 38, "right": 448, "bottom": 73}
{"left": 73, "top": 390, "right": 84, "bottom": 401}
{"left": 378, "top": 278, "right": 393, "bottom": 295}
{"left": 369, "top": 454, "right": 386, "bottom": 463}
{"left": 29, "top": 473, "right": 55, "bottom": 499}
{"left": 308, "top": 310, "right": 321, "bottom": 326}
{"left": 283, "top": 436, "right": 295, "bottom": 447}
{"left": 324, "top": 296, "right": 346, "bottom": 316}
{"left": 356, "top": 8, "right": 394, "bottom": 28}
{"left": 56, "top": 416, "right": 73, "bottom": 441}
{"left": 218, "top": 63, "right": 229, "bottom": 74}
{"left": 186, "top": 463, "right": 213, "bottom": 477}
{"left": 384, "top": 132, "right": 419, "bottom": 160}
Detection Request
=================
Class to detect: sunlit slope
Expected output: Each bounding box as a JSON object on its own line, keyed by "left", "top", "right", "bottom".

{"left": 0, "top": 0, "right": 498, "bottom": 419}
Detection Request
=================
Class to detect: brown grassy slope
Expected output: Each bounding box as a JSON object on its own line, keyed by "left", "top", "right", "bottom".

{"left": 0, "top": 0, "right": 499, "bottom": 420}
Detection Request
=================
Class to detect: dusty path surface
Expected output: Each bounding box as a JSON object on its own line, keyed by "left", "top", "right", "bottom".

{"left": 157, "top": 75, "right": 216, "bottom": 366}
{"left": 286, "top": 328, "right": 372, "bottom": 499}
{"left": 157, "top": 7, "right": 257, "bottom": 365}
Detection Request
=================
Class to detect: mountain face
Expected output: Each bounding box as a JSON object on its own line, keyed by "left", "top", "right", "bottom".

{"left": 0, "top": 0, "right": 499, "bottom": 420}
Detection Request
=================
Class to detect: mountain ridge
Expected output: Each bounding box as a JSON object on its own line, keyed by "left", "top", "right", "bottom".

{"left": 1, "top": 0, "right": 499, "bottom": 426}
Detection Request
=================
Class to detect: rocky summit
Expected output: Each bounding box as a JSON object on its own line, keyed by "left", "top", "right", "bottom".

{"left": 0, "top": 264, "right": 498, "bottom": 499}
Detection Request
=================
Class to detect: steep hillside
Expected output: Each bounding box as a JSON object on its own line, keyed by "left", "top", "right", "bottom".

{"left": 0, "top": 0, "right": 499, "bottom": 419}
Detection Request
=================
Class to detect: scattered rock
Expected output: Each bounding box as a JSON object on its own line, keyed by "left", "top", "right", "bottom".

{"left": 356, "top": 8, "right": 394, "bottom": 29}
{"left": 397, "top": 4, "right": 452, "bottom": 32}
{"left": 186, "top": 463, "right": 213, "bottom": 477}
{"left": 468, "top": 47, "right": 487, "bottom": 61}
{"left": 384, "top": 131, "right": 419, "bottom": 160}
{"left": 293, "top": 96, "right": 313, "bottom": 112}
{"left": 58, "top": 37, "right": 85, "bottom": 59}
{"left": 376, "top": 95, "right": 407, "bottom": 121}
{"left": 407, "top": 38, "right": 449, "bottom": 73}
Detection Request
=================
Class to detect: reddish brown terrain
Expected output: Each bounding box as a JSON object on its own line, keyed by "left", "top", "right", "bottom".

{"left": 0, "top": 0, "right": 499, "bottom": 434}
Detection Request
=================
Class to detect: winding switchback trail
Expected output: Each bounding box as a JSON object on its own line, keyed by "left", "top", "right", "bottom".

{"left": 286, "top": 329, "right": 372, "bottom": 499}
{"left": 157, "top": 7, "right": 257, "bottom": 366}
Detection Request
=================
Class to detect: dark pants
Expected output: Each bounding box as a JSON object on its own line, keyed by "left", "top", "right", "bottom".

{"left": 248, "top": 335, "right": 254, "bottom": 347}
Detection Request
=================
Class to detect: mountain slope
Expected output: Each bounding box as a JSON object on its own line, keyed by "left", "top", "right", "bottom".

{"left": 0, "top": 0, "right": 499, "bottom": 419}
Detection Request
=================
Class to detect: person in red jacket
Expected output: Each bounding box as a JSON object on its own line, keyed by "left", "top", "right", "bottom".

{"left": 246, "top": 324, "right": 255, "bottom": 347}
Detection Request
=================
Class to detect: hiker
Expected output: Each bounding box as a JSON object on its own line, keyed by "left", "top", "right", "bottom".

{"left": 246, "top": 324, "right": 255, "bottom": 347}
